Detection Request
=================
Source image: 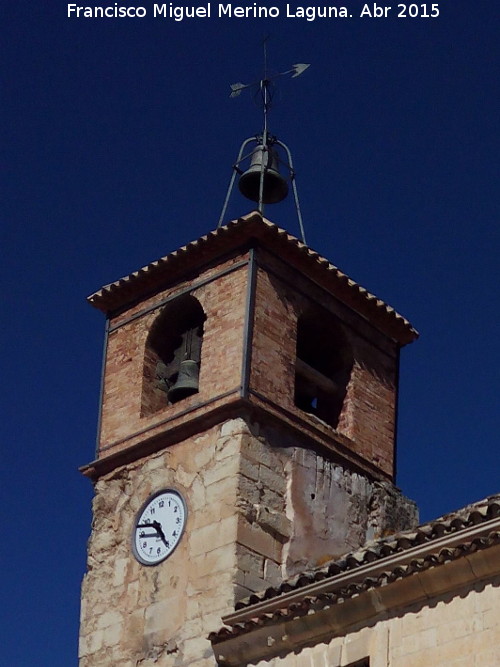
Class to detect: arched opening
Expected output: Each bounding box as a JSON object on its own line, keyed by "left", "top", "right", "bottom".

{"left": 294, "top": 308, "right": 352, "bottom": 429}
{"left": 141, "top": 295, "right": 206, "bottom": 416}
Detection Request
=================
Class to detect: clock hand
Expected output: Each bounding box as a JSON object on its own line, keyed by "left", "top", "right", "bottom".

{"left": 137, "top": 523, "right": 162, "bottom": 539}
{"left": 151, "top": 520, "right": 169, "bottom": 547}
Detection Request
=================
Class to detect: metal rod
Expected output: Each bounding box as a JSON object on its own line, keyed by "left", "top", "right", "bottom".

{"left": 277, "top": 139, "right": 306, "bottom": 244}
{"left": 393, "top": 347, "right": 401, "bottom": 484}
{"left": 240, "top": 247, "right": 257, "bottom": 399}
{"left": 108, "top": 258, "right": 250, "bottom": 333}
{"left": 259, "top": 39, "right": 271, "bottom": 215}
{"left": 95, "top": 317, "right": 110, "bottom": 458}
{"left": 258, "top": 132, "right": 266, "bottom": 213}
{"left": 93, "top": 387, "right": 242, "bottom": 458}
{"left": 218, "top": 137, "right": 255, "bottom": 228}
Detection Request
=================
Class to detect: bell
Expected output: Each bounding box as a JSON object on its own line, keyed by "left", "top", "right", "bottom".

{"left": 239, "top": 144, "right": 289, "bottom": 204}
{"left": 168, "top": 359, "right": 200, "bottom": 403}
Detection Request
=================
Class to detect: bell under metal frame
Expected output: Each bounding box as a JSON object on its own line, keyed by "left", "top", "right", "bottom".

{"left": 217, "top": 133, "right": 306, "bottom": 244}
{"left": 217, "top": 51, "right": 309, "bottom": 243}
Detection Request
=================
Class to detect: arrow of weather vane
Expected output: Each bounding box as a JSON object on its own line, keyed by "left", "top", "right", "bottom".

{"left": 229, "top": 63, "right": 311, "bottom": 98}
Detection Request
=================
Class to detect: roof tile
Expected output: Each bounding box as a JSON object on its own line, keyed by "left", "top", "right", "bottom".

{"left": 87, "top": 212, "right": 418, "bottom": 345}
{"left": 211, "top": 494, "right": 500, "bottom": 644}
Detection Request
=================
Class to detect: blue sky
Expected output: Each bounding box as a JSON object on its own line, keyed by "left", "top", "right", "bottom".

{"left": 2, "top": 1, "right": 499, "bottom": 664}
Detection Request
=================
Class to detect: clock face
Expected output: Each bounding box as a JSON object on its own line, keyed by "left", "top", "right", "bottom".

{"left": 132, "top": 489, "right": 187, "bottom": 565}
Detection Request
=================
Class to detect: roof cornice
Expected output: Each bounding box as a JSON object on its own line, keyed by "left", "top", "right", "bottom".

{"left": 209, "top": 494, "right": 500, "bottom": 653}
{"left": 210, "top": 534, "right": 500, "bottom": 666}
{"left": 223, "top": 514, "right": 500, "bottom": 628}
{"left": 87, "top": 212, "right": 418, "bottom": 345}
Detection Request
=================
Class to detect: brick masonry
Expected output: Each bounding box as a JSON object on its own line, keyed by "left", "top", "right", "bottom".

{"left": 249, "top": 249, "right": 399, "bottom": 479}
{"left": 95, "top": 244, "right": 402, "bottom": 480}
{"left": 98, "top": 257, "right": 249, "bottom": 457}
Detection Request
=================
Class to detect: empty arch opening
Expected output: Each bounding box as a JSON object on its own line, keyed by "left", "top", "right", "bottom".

{"left": 294, "top": 308, "right": 353, "bottom": 429}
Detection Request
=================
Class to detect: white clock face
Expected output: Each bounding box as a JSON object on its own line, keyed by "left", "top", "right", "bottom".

{"left": 132, "top": 489, "right": 187, "bottom": 565}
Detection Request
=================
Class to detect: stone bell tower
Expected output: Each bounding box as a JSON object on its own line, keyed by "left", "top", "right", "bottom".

{"left": 79, "top": 211, "right": 418, "bottom": 666}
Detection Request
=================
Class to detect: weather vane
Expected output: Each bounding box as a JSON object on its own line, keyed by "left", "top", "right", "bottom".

{"left": 217, "top": 38, "right": 310, "bottom": 243}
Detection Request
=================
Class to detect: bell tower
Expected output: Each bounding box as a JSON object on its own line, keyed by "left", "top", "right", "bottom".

{"left": 79, "top": 211, "right": 418, "bottom": 666}
{"left": 79, "top": 48, "right": 418, "bottom": 667}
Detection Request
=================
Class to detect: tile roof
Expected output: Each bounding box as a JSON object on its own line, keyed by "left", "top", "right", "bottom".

{"left": 210, "top": 493, "right": 500, "bottom": 643}
{"left": 87, "top": 212, "right": 418, "bottom": 345}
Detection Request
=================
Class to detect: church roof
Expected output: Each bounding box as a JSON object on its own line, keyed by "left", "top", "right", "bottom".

{"left": 88, "top": 212, "right": 418, "bottom": 345}
{"left": 210, "top": 493, "right": 500, "bottom": 645}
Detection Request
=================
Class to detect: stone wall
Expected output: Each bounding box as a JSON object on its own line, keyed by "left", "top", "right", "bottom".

{"left": 80, "top": 422, "right": 242, "bottom": 667}
{"left": 80, "top": 417, "right": 417, "bottom": 665}
{"left": 235, "top": 421, "right": 417, "bottom": 586}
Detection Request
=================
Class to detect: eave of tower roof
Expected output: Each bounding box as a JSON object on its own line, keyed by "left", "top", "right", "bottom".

{"left": 87, "top": 211, "right": 418, "bottom": 346}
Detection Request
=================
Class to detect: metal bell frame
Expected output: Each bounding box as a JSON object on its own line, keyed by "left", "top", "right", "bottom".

{"left": 217, "top": 132, "right": 307, "bottom": 245}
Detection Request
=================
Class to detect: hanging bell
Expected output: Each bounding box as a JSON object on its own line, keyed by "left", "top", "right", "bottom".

{"left": 168, "top": 359, "right": 200, "bottom": 403}
{"left": 238, "top": 144, "right": 289, "bottom": 204}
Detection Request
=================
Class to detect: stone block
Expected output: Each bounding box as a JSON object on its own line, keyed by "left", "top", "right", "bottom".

{"left": 200, "top": 610, "right": 233, "bottom": 636}
{"left": 181, "top": 615, "right": 204, "bottom": 640}
{"left": 241, "top": 435, "right": 277, "bottom": 468}
{"left": 121, "top": 609, "right": 145, "bottom": 653}
{"left": 181, "top": 635, "right": 215, "bottom": 663}
{"left": 261, "top": 486, "right": 285, "bottom": 513}
{"left": 96, "top": 610, "right": 123, "bottom": 630}
{"left": 240, "top": 455, "right": 260, "bottom": 481}
{"left": 340, "top": 627, "right": 371, "bottom": 666}
{"left": 112, "top": 557, "right": 128, "bottom": 588}
{"left": 144, "top": 597, "right": 182, "bottom": 637}
{"left": 237, "top": 518, "right": 283, "bottom": 562}
{"left": 142, "top": 454, "right": 166, "bottom": 473}
{"left": 190, "top": 515, "right": 238, "bottom": 556}
{"left": 238, "top": 474, "right": 262, "bottom": 505}
{"left": 197, "top": 588, "right": 234, "bottom": 617}
{"left": 102, "top": 622, "right": 122, "bottom": 649}
{"left": 259, "top": 464, "right": 287, "bottom": 495}
{"left": 263, "top": 557, "right": 282, "bottom": 585}
{"left": 82, "top": 629, "right": 105, "bottom": 656}
{"left": 175, "top": 465, "right": 198, "bottom": 489}
{"left": 215, "top": 436, "right": 240, "bottom": 461}
{"left": 205, "top": 475, "right": 238, "bottom": 505}
{"left": 191, "top": 442, "right": 215, "bottom": 472}
{"left": 189, "top": 476, "right": 207, "bottom": 511}
{"left": 257, "top": 506, "right": 292, "bottom": 539}
{"left": 203, "top": 456, "right": 239, "bottom": 487}
{"left": 236, "top": 544, "right": 265, "bottom": 577}
{"left": 190, "top": 544, "right": 236, "bottom": 580}
{"left": 325, "top": 639, "right": 342, "bottom": 666}
{"left": 220, "top": 418, "right": 250, "bottom": 437}
{"left": 236, "top": 570, "right": 269, "bottom": 595}
{"left": 190, "top": 500, "right": 236, "bottom": 530}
